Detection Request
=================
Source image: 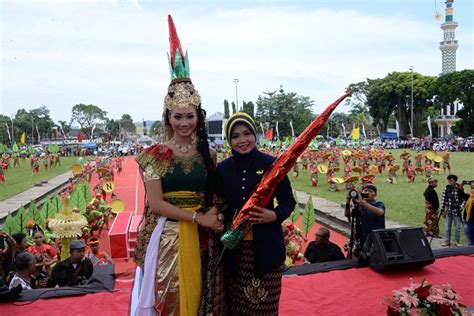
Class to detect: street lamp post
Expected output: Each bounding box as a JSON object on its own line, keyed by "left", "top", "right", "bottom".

{"left": 233, "top": 78, "right": 239, "bottom": 111}
{"left": 410, "top": 66, "right": 414, "bottom": 137}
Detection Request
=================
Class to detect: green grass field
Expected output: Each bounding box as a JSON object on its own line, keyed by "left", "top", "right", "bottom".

{"left": 0, "top": 157, "right": 80, "bottom": 201}
{"left": 290, "top": 149, "right": 474, "bottom": 241}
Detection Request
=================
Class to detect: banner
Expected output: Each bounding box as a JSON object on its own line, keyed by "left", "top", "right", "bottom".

{"left": 20, "top": 132, "right": 26, "bottom": 144}
{"left": 289, "top": 120, "right": 295, "bottom": 138}
{"left": 77, "top": 132, "right": 84, "bottom": 143}
{"left": 341, "top": 123, "right": 346, "bottom": 137}
{"left": 36, "top": 125, "right": 41, "bottom": 143}
{"left": 395, "top": 120, "right": 400, "bottom": 138}
{"left": 91, "top": 123, "right": 97, "bottom": 140}
{"left": 351, "top": 128, "right": 360, "bottom": 140}
{"left": 5, "top": 123, "right": 11, "bottom": 142}
{"left": 427, "top": 116, "right": 432, "bottom": 138}
{"left": 260, "top": 122, "right": 265, "bottom": 138}
{"left": 275, "top": 121, "right": 279, "bottom": 138}
{"left": 265, "top": 128, "right": 273, "bottom": 140}
{"left": 362, "top": 124, "right": 366, "bottom": 138}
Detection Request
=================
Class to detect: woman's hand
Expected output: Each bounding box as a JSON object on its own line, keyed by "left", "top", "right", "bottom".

{"left": 196, "top": 213, "right": 224, "bottom": 231}
{"left": 249, "top": 206, "right": 277, "bottom": 224}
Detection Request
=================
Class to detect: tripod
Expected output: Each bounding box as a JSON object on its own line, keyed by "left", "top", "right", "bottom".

{"left": 347, "top": 204, "right": 363, "bottom": 259}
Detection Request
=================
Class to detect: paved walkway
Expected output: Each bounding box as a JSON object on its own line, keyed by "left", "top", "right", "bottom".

{"left": 0, "top": 170, "right": 445, "bottom": 249}
{"left": 0, "top": 172, "right": 71, "bottom": 221}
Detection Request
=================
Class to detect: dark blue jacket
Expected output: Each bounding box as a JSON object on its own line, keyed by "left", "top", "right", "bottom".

{"left": 215, "top": 148, "right": 296, "bottom": 276}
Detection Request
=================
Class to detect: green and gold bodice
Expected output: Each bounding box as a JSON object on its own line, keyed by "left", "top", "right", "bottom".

{"left": 136, "top": 144, "right": 207, "bottom": 195}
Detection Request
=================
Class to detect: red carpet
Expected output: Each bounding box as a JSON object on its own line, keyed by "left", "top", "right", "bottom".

{"left": 280, "top": 255, "right": 474, "bottom": 315}
{"left": 2, "top": 156, "right": 473, "bottom": 315}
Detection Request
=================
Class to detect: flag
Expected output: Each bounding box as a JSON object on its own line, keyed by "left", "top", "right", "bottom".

{"left": 427, "top": 116, "right": 432, "bottom": 138}
{"left": 275, "top": 121, "right": 279, "bottom": 138}
{"left": 351, "top": 128, "right": 360, "bottom": 140}
{"left": 20, "top": 132, "right": 26, "bottom": 144}
{"left": 5, "top": 123, "right": 11, "bottom": 142}
{"left": 77, "top": 132, "right": 84, "bottom": 143}
{"left": 59, "top": 124, "right": 66, "bottom": 139}
{"left": 362, "top": 124, "right": 366, "bottom": 138}
{"left": 265, "top": 128, "right": 273, "bottom": 140}
{"left": 289, "top": 120, "right": 295, "bottom": 138}
{"left": 35, "top": 125, "right": 41, "bottom": 143}
{"left": 395, "top": 120, "right": 400, "bottom": 138}
{"left": 91, "top": 123, "right": 97, "bottom": 140}
{"left": 341, "top": 123, "right": 346, "bottom": 137}
{"left": 260, "top": 122, "right": 265, "bottom": 138}
{"left": 221, "top": 119, "right": 226, "bottom": 140}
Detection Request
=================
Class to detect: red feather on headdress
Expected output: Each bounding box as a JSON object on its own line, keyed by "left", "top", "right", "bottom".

{"left": 168, "top": 15, "right": 185, "bottom": 68}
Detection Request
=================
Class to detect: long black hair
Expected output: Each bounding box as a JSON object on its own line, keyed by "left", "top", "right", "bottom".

{"left": 164, "top": 106, "right": 214, "bottom": 207}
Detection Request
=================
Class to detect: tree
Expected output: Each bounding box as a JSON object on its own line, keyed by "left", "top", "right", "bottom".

{"left": 242, "top": 101, "right": 255, "bottom": 117}
{"left": 223, "top": 99, "right": 230, "bottom": 119}
{"left": 106, "top": 119, "right": 120, "bottom": 140}
{"left": 0, "top": 114, "right": 12, "bottom": 144}
{"left": 29, "top": 107, "right": 54, "bottom": 141}
{"left": 57, "top": 120, "right": 71, "bottom": 138}
{"left": 347, "top": 72, "right": 436, "bottom": 137}
{"left": 120, "top": 114, "right": 136, "bottom": 133}
{"left": 323, "top": 112, "right": 350, "bottom": 138}
{"left": 231, "top": 101, "right": 237, "bottom": 114}
{"left": 255, "top": 89, "right": 314, "bottom": 138}
{"left": 432, "top": 70, "right": 474, "bottom": 137}
{"left": 71, "top": 104, "right": 107, "bottom": 139}
{"left": 150, "top": 120, "right": 163, "bottom": 139}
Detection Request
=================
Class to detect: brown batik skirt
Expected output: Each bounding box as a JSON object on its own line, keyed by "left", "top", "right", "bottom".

{"left": 226, "top": 241, "right": 283, "bottom": 316}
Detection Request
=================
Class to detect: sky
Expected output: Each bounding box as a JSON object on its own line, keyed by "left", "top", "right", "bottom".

{"left": 1, "top": 0, "right": 473, "bottom": 125}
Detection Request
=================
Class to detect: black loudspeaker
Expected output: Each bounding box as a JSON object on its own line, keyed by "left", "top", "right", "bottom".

{"left": 364, "top": 227, "right": 435, "bottom": 272}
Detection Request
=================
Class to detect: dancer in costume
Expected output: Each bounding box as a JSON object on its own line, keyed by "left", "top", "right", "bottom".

{"left": 13, "top": 152, "right": 20, "bottom": 168}
{"left": 215, "top": 112, "right": 296, "bottom": 315}
{"left": 423, "top": 177, "right": 441, "bottom": 238}
{"left": 130, "top": 16, "right": 225, "bottom": 316}
{"left": 406, "top": 160, "right": 416, "bottom": 183}
{"left": 0, "top": 166, "right": 5, "bottom": 184}
{"left": 85, "top": 237, "right": 112, "bottom": 266}
{"left": 442, "top": 151, "right": 451, "bottom": 174}
{"left": 31, "top": 155, "right": 40, "bottom": 174}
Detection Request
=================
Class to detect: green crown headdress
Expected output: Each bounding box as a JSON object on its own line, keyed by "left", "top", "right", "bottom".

{"left": 164, "top": 15, "right": 201, "bottom": 111}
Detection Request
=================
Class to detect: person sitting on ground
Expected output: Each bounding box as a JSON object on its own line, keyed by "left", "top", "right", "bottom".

{"left": 85, "top": 237, "right": 112, "bottom": 266}
{"left": 9, "top": 252, "right": 37, "bottom": 290}
{"left": 46, "top": 240, "right": 93, "bottom": 288}
{"left": 304, "top": 227, "right": 345, "bottom": 264}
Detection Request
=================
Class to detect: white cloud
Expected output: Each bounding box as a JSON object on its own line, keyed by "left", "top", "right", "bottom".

{"left": 1, "top": 1, "right": 472, "bottom": 122}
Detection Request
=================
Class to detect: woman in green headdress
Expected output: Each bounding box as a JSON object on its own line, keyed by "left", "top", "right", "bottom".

{"left": 130, "top": 15, "right": 225, "bottom": 316}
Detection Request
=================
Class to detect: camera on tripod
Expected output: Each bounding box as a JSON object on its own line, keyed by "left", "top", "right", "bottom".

{"left": 348, "top": 189, "right": 368, "bottom": 202}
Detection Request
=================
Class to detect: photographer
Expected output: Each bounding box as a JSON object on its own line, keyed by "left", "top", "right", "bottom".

{"left": 344, "top": 184, "right": 386, "bottom": 255}
{"left": 46, "top": 240, "right": 93, "bottom": 288}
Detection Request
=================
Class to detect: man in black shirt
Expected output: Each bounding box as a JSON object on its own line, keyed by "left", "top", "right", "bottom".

{"left": 46, "top": 240, "right": 93, "bottom": 288}
{"left": 304, "top": 227, "right": 345, "bottom": 264}
{"left": 423, "top": 177, "right": 441, "bottom": 237}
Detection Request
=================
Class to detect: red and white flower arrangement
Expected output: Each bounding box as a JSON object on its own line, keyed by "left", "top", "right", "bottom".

{"left": 384, "top": 279, "right": 468, "bottom": 316}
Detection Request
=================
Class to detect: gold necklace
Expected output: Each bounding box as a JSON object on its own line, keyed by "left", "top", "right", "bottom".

{"left": 170, "top": 138, "right": 194, "bottom": 154}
